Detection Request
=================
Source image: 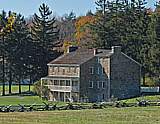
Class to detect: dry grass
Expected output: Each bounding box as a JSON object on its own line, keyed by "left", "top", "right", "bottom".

{"left": 0, "top": 107, "right": 160, "bottom": 124}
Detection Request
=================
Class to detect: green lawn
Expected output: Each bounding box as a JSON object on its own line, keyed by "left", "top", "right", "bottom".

{"left": 0, "top": 85, "right": 34, "bottom": 95}
{"left": 0, "top": 96, "right": 44, "bottom": 105}
{"left": 0, "top": 107, "right": 160, "bottom": 124}
{"left": 123, "top": 95, "right": 160, "bottom": 103}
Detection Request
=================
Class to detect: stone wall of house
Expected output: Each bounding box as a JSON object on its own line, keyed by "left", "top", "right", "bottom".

{"left": 48, "top": 65, "right": 80, "bottom": 77}
{"left": 110, "top": 51, "right": 141, "bottom": 99}
{"left": 80, "top": 56, "right": 110, "bottom": 102}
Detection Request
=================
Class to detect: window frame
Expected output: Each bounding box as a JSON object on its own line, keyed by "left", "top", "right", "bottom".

{"left": 98, "top": 67, "right": 100, "bottom": 74}
{"left": 97, "top": 57, "right": 100, "bottom": 63}
{"left": 97, "top": 81, "right": 100, "bottom": 88}
{"left": 102, "top": 81, "right": 105, "bottom": 89}
{"left": 102, "top": 67, "right": 105, "bottom": 74}
{"left": 89, "top": 81, "right": 93, "bottom": 88}
{"left": 89, "top": 67, "right": 94, "bottom": 74}
{"left": 66, "top": 80, "right": 70, "bottom": 86}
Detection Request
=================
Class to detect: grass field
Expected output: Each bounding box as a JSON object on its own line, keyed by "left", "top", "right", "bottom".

{"left": 0, "top": 107, "right": 160, "bottom": 124}
{"left": 0, "top": 96, "right": 44, "bottom": 105}
{"left": 0, "top": 89, "right": 160, "bottom": 124}
{"left": 123, "top": 95, "right": 160, "bottom": 103}
{"left": 0, "top": 85, "right": 34, "bottom": 95}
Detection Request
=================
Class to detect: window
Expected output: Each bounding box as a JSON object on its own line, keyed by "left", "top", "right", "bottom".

{"left": 66, "top": 80, "right": 70, "bottom": 86}
{"left": 98, "top": 67, "right": 100, "bottom": 74}
{"left": 60, "top": 80, "right": 65, "bottom": 86}
{"left": 97, "top": 81, "right": 100, "bottom": 88}
{"left": 102, "top": 67, "right": 105, "bottom": 74}
{"left": 72, "top": 80, "right": 78, "bottom": 86}
{"left": 89, "top": 67, "right": 94, "bottom": 74}
{"left": 89, "top": 81, "right": 93, "bottom": 88}
{"left": 102, "top": 81, "right": 105, "bottom": 89}
{"left": 54, "top": 80, "right": 59, "bottom": 85}
{"left": 97, "top": 57, "right": 100, "bottom": 63}
{"left": 74, "top": 67, "right": 77, "bottom": 73}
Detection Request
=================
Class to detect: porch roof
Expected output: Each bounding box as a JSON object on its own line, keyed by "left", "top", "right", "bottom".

{"left": 41, "top": 76, "right": 79, "bottom": 80}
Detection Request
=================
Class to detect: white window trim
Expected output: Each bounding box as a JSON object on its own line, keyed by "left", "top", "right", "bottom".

{"left": 89, "top": 67, "right": 94, "bottom": 74}
{"left": 97, "top": 81, "right": 100, "bottom": 88}
{"left": 98, "top": 57, "right": 100, "bottom": 63}
{"left": 102, "top": 67, "right": 105, "bottom": 74}
{"left": 89, "top": 81, "right": 93, "bottom": 88}
{"left": 102, "top": 81, "right": 105, "bottom": 89}
{"left": 98, "top": 67, "right": 100, "bottom": 75}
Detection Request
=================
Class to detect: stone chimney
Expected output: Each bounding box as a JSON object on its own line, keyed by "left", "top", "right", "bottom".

{"left": 111, "top": 46, "right": 121, "bottom": 54}
{"left": 67, "top": 46, "right": 78, "bottom": 53}
{"left": 94, "top": 48, "right": 98, "bottom": 55}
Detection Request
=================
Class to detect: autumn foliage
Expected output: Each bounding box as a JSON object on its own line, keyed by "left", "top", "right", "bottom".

{"left": 75, "top": 15, "right": 96, "bottom": 47}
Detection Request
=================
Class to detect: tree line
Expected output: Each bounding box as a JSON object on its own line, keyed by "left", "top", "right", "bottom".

{"left": 0, "top": 0, "right": 160, "bottom": 95}
{"left": 75, "top": 0, "right": 160, "bottom": 86}
{"left": 0, "top": 3, "right": 60, "bottom": 95}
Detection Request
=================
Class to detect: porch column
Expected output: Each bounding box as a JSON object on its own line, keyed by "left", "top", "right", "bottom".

{"left": 58, "top": 92, "right": 60, "bottom": 101}
{"left": 41, "top": 78, "right": 43, "bottom": 98}
{"left": 70, "top": 92, "right": 72, "bottom": 102}
{"left": 108, "top": 75, "right": 111, "bottom": 102}
{"left": 64, "top": 92, "right": 66, "bottom": 102}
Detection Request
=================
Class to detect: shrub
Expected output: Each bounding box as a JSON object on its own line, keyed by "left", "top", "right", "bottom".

{"left": 33, "top": 80, "right": 49, "bottom": 100}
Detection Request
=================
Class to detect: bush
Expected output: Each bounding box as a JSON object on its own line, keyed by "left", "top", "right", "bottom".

{"left": 33, "top": 80, "right": 49, "bottom": 100}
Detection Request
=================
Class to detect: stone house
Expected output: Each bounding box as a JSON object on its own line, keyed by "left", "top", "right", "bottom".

{"left": 41, "top": 46, "right": 141, "bottom": 102}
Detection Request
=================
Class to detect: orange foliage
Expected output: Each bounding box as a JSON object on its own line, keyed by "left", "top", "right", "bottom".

{"left": 75, "top": 16, "right": 96, "bottom": 42}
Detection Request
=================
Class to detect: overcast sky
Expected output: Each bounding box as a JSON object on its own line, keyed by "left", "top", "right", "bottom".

{"left": 0, "top": 0, "right": 156, "bottom": 18}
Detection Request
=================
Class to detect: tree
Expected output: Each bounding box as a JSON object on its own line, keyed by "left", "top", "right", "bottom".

{"left": 5, "top": 14, "right": 30, "bottom": 94}
{"left": 58, "top": 11, "right": 76, "bottom": 43}
{"left": 31, "top": 3, "right": 59, "bottom": 78}
{"left": 91, "top": 0, "right": 110, "bottom": 48}
{"left": 63, "top": 11, "right": 76, "bottom": 21}
{"left": 75, "top": 15, "right": 96, "bottom": 48}
{"left": 91, "top": 0, "right": 154, "bottom": 85}
{"left": 0, "top": 10, "right": 7, "bottom": 96}
{"left": 0, "top": 10, "right": 16, "bottom": 95}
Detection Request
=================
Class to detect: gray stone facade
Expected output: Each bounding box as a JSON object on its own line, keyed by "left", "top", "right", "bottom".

{"left": 110, "top": 47, "right": 141, "bottom": 99}
{"left": 41, "top": 46, "right": 141, "bottom": 102}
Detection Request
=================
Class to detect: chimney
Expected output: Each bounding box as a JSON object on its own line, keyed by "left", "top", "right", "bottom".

{"left": 67, "top": 46, "right": 78, "bottom": 53}
{"left": 111, "top": 46, "right": 121, "bottom": 54}
{"left": 94, "top": 48, "right": 98, "bottom": 55}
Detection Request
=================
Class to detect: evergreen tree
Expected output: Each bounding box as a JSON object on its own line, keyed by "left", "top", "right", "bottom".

{"left": 0, "top": 10, "right": 15, "bottom": 95}
{"left": 64, "top": 11, "right": 76, "bottom": 21}
{"left": 31, "top": 3, "right": 59, "bottom": 78}
{"left": 5, "top": 14, "right": 30, "bottom": 94}
{"left": 0, "top": 10, "right": 7, "bottom": 96}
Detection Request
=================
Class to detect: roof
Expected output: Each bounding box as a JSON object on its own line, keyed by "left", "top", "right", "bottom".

{"left": 49, "top": 48, "right": 113, "bottom": 65}
{"left": 41, "top": 76, "right": 79, "bottom": 80}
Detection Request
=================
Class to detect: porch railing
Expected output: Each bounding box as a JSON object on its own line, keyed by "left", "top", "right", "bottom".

{"left": 48, "top": 85, "right": 79, "bottom": 92}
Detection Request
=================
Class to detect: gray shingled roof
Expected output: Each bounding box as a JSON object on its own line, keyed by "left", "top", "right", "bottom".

{"left": 49, "top": 48, "right": 113, "bottom": 65}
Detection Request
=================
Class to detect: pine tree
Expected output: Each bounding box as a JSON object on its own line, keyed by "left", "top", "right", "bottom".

{"left": 5, "top": 14, "right": 30, "bottom": 94}
{"left": 31, "top": 3, "right": 59, "bottom": 51}
{"left": 0, "top": 10, "right": 15, "bottom": 95}
{"left": 94, "top": 0, "right": 110, "bottom": 48}
{"left": 0, "top": 10, "right": 7, "bottom": 96}
{"left": 31, "top": 3, "right": 59, "bottom": 78}
{"left": 91, "top": 0, "right": 127, "bottom": 48}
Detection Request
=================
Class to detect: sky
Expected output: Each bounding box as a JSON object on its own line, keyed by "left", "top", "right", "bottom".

{"left": 0, "top": 0, "right": 157, "bottom": 18}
